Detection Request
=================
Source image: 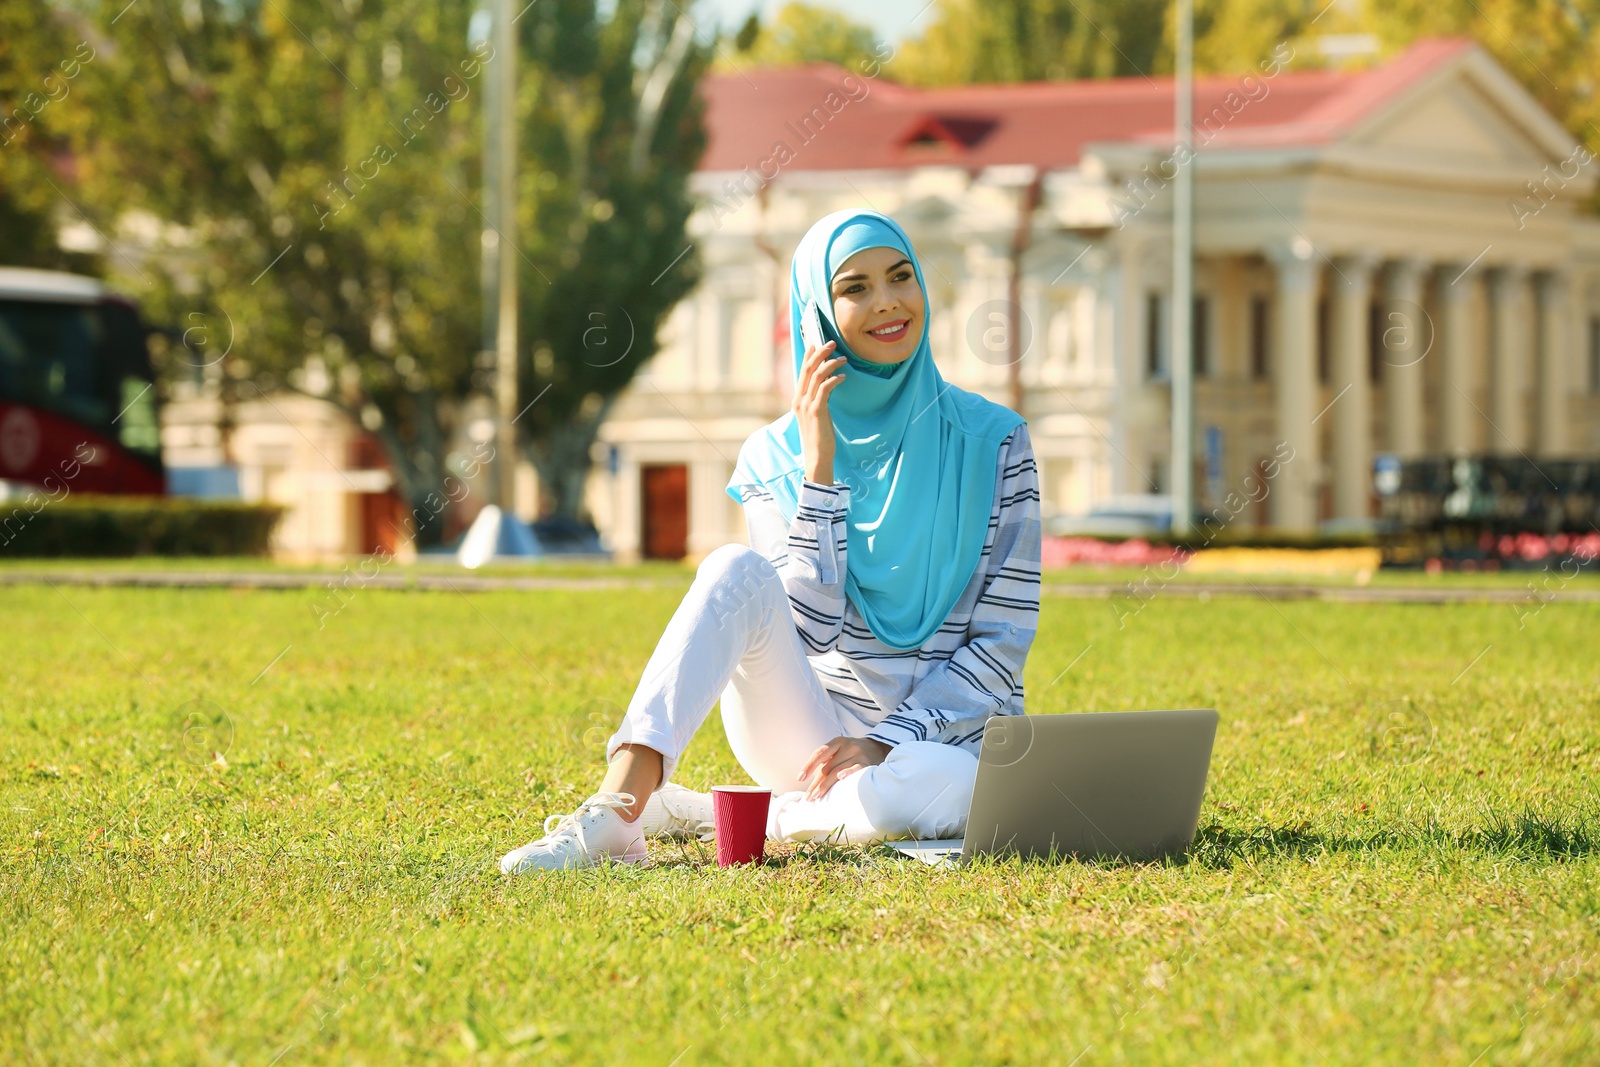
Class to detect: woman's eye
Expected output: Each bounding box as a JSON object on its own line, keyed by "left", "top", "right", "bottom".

{"left": 839, "top": 272, "right": 908, "bottom": 295}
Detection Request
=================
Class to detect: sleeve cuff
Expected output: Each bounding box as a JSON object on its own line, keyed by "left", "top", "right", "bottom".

{"left": 798, "top": 480, "right": 850, "bottom": 509}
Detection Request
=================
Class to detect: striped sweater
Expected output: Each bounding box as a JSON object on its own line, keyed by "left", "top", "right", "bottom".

{"left": 731, "top": 422, "right": 1043, "bottom": 753}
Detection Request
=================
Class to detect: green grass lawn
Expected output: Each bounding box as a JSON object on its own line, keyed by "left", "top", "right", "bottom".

{"left": 0, "top": 554, "right": 687, "bottom": 582}
{"left": 3, "top": 574, "right": 1597, "bottom": 1065}
{"left": 4, "top": 552, "right": 1597, "bottom": 593}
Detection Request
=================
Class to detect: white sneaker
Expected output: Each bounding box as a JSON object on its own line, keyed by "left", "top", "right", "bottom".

{"left": 499, "top": 792, "right": 648, "bottom": 873}
{"left": 639, "top": 782, "right": 716, "bottom": 840}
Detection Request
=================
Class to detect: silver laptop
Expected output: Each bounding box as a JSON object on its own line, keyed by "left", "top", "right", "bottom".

{"left": 888, "top": 709, "right": 1219, "bottom": 866}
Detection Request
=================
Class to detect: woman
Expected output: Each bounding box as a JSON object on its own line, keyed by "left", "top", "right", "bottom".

{"left": 500, "top": 208, "right": 1041, "bottom": 872}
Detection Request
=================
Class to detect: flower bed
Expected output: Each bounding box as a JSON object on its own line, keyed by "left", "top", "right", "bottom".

{"left": 1041, "top": 536, "right": 1189, "bottom": 567}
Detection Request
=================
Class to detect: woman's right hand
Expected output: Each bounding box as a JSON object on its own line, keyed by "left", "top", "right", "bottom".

{"left": 793, "top": 338, "right": 845, "bottom": 485}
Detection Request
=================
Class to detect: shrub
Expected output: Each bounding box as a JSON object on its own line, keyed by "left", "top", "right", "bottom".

{"left": 0, "top": 494, "right": 284, "bottom": 557}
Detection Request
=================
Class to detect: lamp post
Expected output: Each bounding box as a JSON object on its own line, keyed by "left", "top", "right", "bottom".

{"left": 469, "top": 7, "right": 500, "bottom": 439}
{"left": 1170, "top": 0, "right": 1195, "bottom": 538}
{"left": 458, "top": 2, "right": 539, "bottom": 568}
{"left": 492, "top": 0, "right": 519, "bottom": 514}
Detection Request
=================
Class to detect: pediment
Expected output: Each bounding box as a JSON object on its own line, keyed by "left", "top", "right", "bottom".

{"left": 1345, "top": 51, "right": 1580, "bottom": 172}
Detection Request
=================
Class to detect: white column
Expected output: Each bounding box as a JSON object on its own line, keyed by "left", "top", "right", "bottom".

{"left": 1575, "top": 270, "right": 1595, "bottom": 412}
{"left": 1021, "top": 287, "right": 1051, "bottom": 388}
{"left": 692, "top": 290, "right": 717, "bottom": 390}
{"left": 1268, "top": 241, "right": 1320, "bottom": 531}
{"left": 714, "top": 296, "right": 737, "bottom": 389}
{"left": 614, "top": 454, "right": 641, "bottom": 561}
{"left": 1211, "top": 257, "right": 1250, "bottom": 497}
{"left": 1437, "top": 262, "right": 1478, "bottom": 455}
{"left": 1488, "top": 264, "right": 1530, "bottom": 454}
{"left": 1383, "top": 258, "right": 1429, "bottom": 458}
{"left": 688, "top": 455, "right": 727, "bottom": 557}
{"left": 1536, "top": 271, "right": 1570, "bottom": 456}
{"left": 1111, "top": 233, "right": 1146, "bottom": 494}
{"left": 676, "top": 296, "right": 702, "bottom": 391}
{"left": 1330, "top": 254, "right": 1378, "bottom": 520}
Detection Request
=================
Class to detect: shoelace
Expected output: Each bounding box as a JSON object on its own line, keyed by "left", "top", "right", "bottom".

{"left": 541, "top": 791, "right": 638, "bottom": 839}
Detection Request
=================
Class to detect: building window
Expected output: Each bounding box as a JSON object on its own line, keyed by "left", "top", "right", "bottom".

{"left": 1249, "top": 296, "right": 1270, "bottom": 380}
{"left": 1145, "top": 292, "right": 1165, "bottom": 380}
{"left": 1367, "top": 302, "right": 1384, "bottom": 384}
{"left": 1590, "top": 315, "right": 1600, "bottom": 393}
{"left": 1315, "top": 298, "right": 1329, "bottom": 384}
{"left": 1147, "top": 293, "right": 1209, "bottom": 381}
{"left": 1046, "top": 303, "right": 1076, "bottom": 381}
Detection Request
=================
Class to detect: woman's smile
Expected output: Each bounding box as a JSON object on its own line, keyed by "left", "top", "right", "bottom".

{"left": 865, "top": 318, "right": 910, "bottom": 343}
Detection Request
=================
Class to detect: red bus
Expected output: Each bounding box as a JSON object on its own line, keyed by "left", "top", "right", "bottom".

{"left": 0, "top": 267, "right": 164, "bottom": 495}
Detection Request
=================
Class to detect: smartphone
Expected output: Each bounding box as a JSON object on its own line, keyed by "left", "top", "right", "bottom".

{"left": 799, "top": 299, "right": 828, "bottom": 353}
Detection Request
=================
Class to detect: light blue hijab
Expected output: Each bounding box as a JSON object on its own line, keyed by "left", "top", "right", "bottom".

{"left": 724, "top": 209, "right": 1025, "bottom": 652}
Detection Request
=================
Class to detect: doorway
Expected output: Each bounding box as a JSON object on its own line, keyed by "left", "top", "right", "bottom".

{"left": 641, "top": 463, "right": 689, "bottom": 559}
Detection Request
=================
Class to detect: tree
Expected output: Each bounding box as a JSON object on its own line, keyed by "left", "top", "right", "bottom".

{"left": 72, "top": 0, "right": 489, "bottom": 544}
{"left": 714, "top": 2, "right": 881, "bottom": 71}
{"left": 1185, "top": 0, "right": 1358, "bottom": 75}
{"left": 70, "top": 0, "right": 710, "bottom": 543}
{"left": 515, "top": 0, "right": 710, "bottom": 527}
{"left": 893, "top": 0, "right": 1170, "bottom": 85}
{"left": 0, "top": 3, "right": 99, "bottom": 272}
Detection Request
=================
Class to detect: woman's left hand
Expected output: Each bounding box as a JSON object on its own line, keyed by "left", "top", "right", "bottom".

{"left": 800, "top": 736, "right": 891, "bottom": 801}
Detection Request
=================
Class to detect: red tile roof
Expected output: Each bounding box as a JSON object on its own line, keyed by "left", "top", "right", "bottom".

{"left": 697, "top": 37, "right": 1477, "bottom": 173}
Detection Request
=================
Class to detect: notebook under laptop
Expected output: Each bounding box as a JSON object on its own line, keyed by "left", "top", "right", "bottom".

{"left": 887, "top": 709, "right": 1219, "bottom": 867}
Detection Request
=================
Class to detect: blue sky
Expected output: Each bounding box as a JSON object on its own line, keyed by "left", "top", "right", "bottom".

{"left": 695, "top": 0, "right": 937, "bottom": 45}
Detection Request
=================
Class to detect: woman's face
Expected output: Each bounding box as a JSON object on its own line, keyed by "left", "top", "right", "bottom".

{"left": 828, "top": 245, "right": 925, "bottom": 365}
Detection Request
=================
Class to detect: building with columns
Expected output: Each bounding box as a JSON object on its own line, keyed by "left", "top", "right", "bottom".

{"left": 584, "top": 37, "right": 1600, "bottom": 560}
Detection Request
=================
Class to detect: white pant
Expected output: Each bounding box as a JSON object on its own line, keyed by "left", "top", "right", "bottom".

{"left": 606, "top": 543, "right": 977, "bottom": 843}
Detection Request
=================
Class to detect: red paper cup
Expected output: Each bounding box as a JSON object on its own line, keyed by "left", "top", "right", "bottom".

{"left": 712, "top": 786, "right": 771, "bottom": 866}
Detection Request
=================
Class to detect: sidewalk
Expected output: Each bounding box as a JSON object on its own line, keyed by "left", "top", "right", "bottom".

{"left": 2, "top": 567, "right": 1596, "bottom": 603}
